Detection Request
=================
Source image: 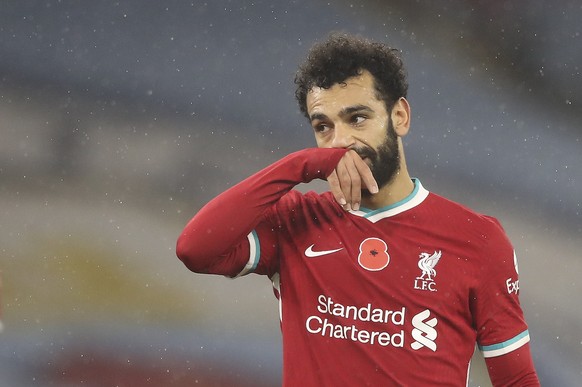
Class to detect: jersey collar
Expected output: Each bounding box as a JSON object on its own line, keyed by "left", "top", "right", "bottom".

{"left": 349, "top": 178, "right": 429, "bottom": 223}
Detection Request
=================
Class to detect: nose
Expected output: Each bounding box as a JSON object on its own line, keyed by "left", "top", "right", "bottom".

{"left": 330, "top": 123, "right": 355, "bottom": 149}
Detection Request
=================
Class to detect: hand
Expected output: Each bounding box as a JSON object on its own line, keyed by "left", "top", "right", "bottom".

{"left": 327, "top": 150, "right": 378, "bottom": 211}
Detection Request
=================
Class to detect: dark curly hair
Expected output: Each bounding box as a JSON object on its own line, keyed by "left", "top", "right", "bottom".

{"left": 295, "top": 32, "right": 408, "bottom": 119}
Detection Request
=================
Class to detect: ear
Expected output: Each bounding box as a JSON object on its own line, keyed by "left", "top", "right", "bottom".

{"left": 391, "top": 97, "right": 411, "bottom": 137}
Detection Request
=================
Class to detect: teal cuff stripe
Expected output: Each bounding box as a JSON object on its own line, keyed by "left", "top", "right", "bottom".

{"left": 249, "top": 230, "right": 260, "bottom": 271}
{"left": 479, "top": 330, "right": 529, "bottom": 352}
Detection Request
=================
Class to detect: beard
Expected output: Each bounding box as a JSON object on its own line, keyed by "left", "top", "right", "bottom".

{"left": 352, "top": 118, "right": 400, "bottom": 195}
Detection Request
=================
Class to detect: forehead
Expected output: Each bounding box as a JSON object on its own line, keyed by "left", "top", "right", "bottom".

{"left": 306, "top": 71, "right": 382, "bottom": 116}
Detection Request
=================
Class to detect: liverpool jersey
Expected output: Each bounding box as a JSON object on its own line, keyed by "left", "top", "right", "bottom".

{"left": 177, "top": 148, "right": 532, "bottom": 386}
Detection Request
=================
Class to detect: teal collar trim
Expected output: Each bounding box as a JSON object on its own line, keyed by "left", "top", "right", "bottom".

{"left": 350, "top": 179, "right": 429, "bottom": 223}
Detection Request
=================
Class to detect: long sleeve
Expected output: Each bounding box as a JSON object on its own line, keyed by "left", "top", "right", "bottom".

{"left": 176, "top": 147, "right": 347, "bottom": 274}
{"left": 485, "top": 343, "right": 540, "bottom": 386}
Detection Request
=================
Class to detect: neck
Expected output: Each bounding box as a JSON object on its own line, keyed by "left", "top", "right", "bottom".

{"left": 361, "top": 163, "right": 414, "bottom": 210}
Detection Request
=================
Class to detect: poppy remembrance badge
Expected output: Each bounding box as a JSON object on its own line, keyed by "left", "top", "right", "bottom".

{"left": 358, "top": 237, "right": 390, "bottom": 271}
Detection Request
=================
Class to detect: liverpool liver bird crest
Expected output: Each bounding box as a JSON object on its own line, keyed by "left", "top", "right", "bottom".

{"left": 417, "top": 251, "right": 442, "bottom": 281}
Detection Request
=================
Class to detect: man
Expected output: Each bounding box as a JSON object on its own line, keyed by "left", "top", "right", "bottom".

{"left": 176, "top": 33, "right": 539, "bottom": 385}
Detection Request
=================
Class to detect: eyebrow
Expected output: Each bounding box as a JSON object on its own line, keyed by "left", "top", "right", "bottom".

{"left": 339, "top": 104, "right": 374, "bottom": 118}
{"left": 309, "top": 104, "right": 374, "bottom": 123}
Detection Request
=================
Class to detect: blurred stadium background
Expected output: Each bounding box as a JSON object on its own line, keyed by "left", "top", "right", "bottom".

{"left": 1, "top": 1, "right": 580, "bottom": 385}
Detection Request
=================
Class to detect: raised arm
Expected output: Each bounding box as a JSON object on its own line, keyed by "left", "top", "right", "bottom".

{"left": 176, "top": 147, "right": 350, "bottom": 274}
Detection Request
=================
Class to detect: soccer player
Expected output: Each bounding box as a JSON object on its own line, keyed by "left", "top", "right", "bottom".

{"left": 176, "top": 33, "right": 539, "bottom": 385}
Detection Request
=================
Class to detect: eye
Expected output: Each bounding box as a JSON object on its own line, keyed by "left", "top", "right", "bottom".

{"left": 351, "top": 115, "right": 367, "bottom": 125}
{"left": 313, "top": 123, "right": 332, "bottom": 134}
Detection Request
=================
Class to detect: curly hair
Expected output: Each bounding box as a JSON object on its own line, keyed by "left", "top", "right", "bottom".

{"left": 294, "top": 32, "right": 408, "bottom": 119}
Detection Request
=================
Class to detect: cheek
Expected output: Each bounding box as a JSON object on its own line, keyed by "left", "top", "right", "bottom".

{"left": 367, "top": 133, "right": 389, "bottom": 151}
{"left": 314, "top": 136, "right": 329, "bottom": 148}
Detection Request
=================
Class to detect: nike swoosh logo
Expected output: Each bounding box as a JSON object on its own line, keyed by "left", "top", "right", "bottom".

{"left": 305, "top": 244, "right": 344, "bottom": 258}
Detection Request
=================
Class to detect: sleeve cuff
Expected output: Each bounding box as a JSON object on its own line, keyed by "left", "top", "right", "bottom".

{"left": 235, "top": 230, "right": 261, "bottom": 277}
{"left": 479, "top": 330, "right": 531, "bottom": 358}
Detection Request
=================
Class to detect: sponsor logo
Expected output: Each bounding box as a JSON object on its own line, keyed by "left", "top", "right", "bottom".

{"left": 304, "top": 244, "right": 344, "bottom": 258}
{"left": 305, "top": 295, "right": 440, "bottom": 352}
{"left": 506, "top": 277, "right": 519, "bottom": 294}
{"left": 411, "top": 309, "right": 438, "bottom": 351}
{"left": 414, "top": 251, "right": 441, "bottom": 292}
{"left": 358, "top": 237, "right": 390, "bottom": 271}
{"left": 305, "top": 295, "right": 405, "bottom": 347}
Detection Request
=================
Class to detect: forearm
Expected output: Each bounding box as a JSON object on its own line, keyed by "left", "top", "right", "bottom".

{"left": 176, "top": 147, "right": 347, "bottom": 273}
{"left": 485, "top": 343, "right": 540, "bottom": 386}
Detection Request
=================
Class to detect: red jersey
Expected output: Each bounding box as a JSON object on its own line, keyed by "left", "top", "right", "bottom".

{"left": 177, "top": 148, "right": 538, "bottom": 386}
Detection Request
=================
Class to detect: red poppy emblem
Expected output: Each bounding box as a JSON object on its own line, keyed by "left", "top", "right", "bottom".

{"left": 358, "top": 237, "right": 390, "bottom": 271}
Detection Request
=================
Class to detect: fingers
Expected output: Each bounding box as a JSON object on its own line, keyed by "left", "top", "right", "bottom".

{"left": 337, "top": 158, "right": 361, "bottom": 210}
{"left": 327, "top": 170, "right": 347, "bottom": 208}
{"left": 353, "top": 153, "right": 379, "bottom": 195}
{"left": 328, "top": 150, "right": 378, "bottom": 211}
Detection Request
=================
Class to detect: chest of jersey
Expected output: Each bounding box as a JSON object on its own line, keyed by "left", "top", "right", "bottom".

{"left": 281, "top": 209, "right": 476, "bottom": 299}
{"left": 276, "top": 207, "right": 481, "bottom": 359}
{"left": 266, "top": 188, "right": 520, "bottom": 384}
